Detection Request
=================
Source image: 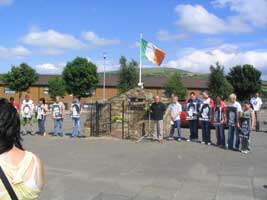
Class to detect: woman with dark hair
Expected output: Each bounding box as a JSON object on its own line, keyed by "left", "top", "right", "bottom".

{"left": 0, "top": 98, "right": 44, "bottom": 199}
{"left": 35, "top": 98, "right": 48, "bottom": 136}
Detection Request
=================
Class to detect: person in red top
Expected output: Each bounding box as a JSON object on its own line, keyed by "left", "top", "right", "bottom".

{"left": 9, "top": 97, "right": 20, "bottom": 112}
{"left": 214, "top": 96, "right": 226, "bottom": 148}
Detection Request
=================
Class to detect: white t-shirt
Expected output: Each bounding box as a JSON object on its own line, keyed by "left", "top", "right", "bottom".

{"left": 169, "top": 102, "right": 182, "bottom": 121}
{"left": 228, "top": 101, "right": 242, "bottom": 113}
{"left": 250, "top": 97, "right": 262, "bottom": 111}
{"left": 21, "top": 99, "right": 34, "bottom": 118}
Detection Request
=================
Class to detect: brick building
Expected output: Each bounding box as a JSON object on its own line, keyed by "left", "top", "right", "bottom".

{"left": 0, "top": 74, "right": 208, "bottom": 109}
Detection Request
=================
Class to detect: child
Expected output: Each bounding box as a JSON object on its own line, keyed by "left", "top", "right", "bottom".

{"left": 240, "top": 101, "right": 255, "bottom": 154}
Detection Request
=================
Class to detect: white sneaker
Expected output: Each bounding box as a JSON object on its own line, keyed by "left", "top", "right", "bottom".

{"left": 168, "top": 137, "right": 174, "bottom": 140}
{"left": 201, "top": 141, "right": 205, "bottom": 144}
{"left": 207, "top": 142, "right": 211, "bottom": 146}
{"left": 187, "top": 139, "right": 190, "bottom": 142}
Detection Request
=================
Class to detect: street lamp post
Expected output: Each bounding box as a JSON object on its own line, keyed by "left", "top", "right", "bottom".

{"left": 103, "top": 52, "right": 107, "bottom": 101}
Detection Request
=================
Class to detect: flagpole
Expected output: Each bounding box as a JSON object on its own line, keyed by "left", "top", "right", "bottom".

{"left": 138, "top": 33, "right": 143, "bottom": 89}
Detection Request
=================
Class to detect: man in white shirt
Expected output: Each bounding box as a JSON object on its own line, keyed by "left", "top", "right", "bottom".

{"left": 168, "top": 95, "right": 182, "bottom": 141}
{"left": 71, "top": 96, "right": 82, "bottom": 138}
{"left": 52, "top": 96, "right": 65, "bottom": 137}
{"left": 250, "top": 93, "right": 262, "bottom": 124}
{"left": 226, "top": 93, "right": 243, "bottom": 150}
{"left": 21, "top": 95, "right": 34, "bottom": 135}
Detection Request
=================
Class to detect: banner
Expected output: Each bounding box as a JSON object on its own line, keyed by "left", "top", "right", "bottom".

{"left": 199, "top": 103, "right": 211, "bottom": 121}
{"left": 214, "top": 106, "right": 223, "bottom": 125}
{"left": 227, "top": 107, "right": 237, "bottom": 126}
{"left": 186, "top": 102, "right": 197, "bottom": 120}
{"left": 240, "top": 117, "right": 250, "bottom": 138}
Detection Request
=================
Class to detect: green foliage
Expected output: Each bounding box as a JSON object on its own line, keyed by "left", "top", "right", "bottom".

{"left": 260, "top": 81, "right": 267, "bottom": 99}
{"left": 112, "top": 114, "right": 122, "bottom": 123}
{"left": 227, "top": 64, "right": 261, "bottom": 101}
{"left": 62, "top": 57, "right": 99, "bottom": 98}
{"left": 163, "top": 72, "right": 187, "bottom": 99}
{"left": 48, "top": 76, "right": 66, "bottom": 101}
{"left": 1, "top": 63, "right": 38, "bottom": 99}
{"left": 117, "top": 56, "right": 138, "bottom": 93}
{"left": 208, "top": 62, "right": 233, "bottom": 100}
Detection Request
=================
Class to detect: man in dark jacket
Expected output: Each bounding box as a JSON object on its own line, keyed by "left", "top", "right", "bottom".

{"left": 187, "top": 92, "right": 202, "bottom": 142}
{"left": 150, "top": 96, "right": 166, "bottom": 141}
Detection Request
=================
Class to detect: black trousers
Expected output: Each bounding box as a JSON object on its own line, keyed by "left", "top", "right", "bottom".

{"left": 202, "top": 121, "right": 211, "bottom": 144}
{"left": 189, "top": 120, "right": 198, "bottom": 140}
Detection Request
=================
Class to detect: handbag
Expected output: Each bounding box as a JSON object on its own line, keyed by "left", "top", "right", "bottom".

{"left": 0, "top": 166, "right": 18, "bottom": 200}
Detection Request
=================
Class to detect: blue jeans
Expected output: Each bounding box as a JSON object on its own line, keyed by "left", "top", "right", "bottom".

{"left": 215, "top": 124, "right": 225, "bottom": 146}
{"left": 38, "top": 116, "right": 46, "bottom": 133}
{"left": 227, "top": 126, "right": 240, "bottom": 150}
{"left": 201, "top": 121, "right": 211, "bottom": 144}
{"left": 169, "top": 120, "right": 181, "bottom": 139}
{"left": 72, "top": 118, "right": 81, "bottom": 137}
{"left": 54, "top": 118, "right": 63, "bottom": 135}
{"left": 189, "top": 120, "right": 198, "bottom": 140}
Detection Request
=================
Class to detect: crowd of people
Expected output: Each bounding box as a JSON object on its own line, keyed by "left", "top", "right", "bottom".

{"left": 150, "top": 91, "right": 263, "bottom": 154}
{"left": 8, "top": 95, "right": 83, "bottom": 138}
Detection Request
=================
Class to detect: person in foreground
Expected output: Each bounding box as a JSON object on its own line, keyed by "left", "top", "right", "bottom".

{"left": 0, "top": 98, "right": 44, "bottom": 199}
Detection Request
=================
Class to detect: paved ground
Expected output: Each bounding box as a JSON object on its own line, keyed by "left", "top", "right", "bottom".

{"left": 22, "top": 117, "right": 267, "bottom": 200}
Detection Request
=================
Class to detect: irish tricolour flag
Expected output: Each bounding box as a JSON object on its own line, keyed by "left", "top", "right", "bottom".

{"left": 141, "top": 39, "right": 165, "bottom": 66}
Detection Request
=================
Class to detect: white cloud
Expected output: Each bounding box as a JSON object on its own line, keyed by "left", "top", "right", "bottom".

{"left": 213, "top": 0, "right": 267, "bottom": 27}
{"left": 95, "top": 60, "right": 120, "bottom": 72}
{"left": 0, "top": 45, "right": 31, "bottom": 59}
{"left": 175, "top": 4, "right": 251, "bottom": 34}
{"left": 21, "top": 29, "right": 85, "bottom": 49}
{"left": 82, "top": 31, "right": 120, "bottom": 46}
{"left": 175, "top": 4, "right": 226, "bottom": 34}
{"left": 0, "top": 0, "right": 13, "bottom": 6}
{"left": 35, "top": 63, "right": 65, "bottom": 74}
{"left": 164, "top": 44, "right": 267, "bottom": 78}
{"left": 156, "top": 30, "right": 187, "bottom": 41}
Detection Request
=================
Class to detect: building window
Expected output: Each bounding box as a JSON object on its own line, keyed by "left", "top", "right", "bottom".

{"left": 4, "top": 88, "right": 16, "bottom": 94}
{"left": 43, "top": 87, "right": 49, "bottom": 94}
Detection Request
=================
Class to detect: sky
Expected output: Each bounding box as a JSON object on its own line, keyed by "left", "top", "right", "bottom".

{"left": 0, "top": 0, "right": 267, "bottom": 79}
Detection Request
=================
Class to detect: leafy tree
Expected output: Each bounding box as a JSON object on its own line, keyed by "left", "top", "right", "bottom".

{"left": 48, "top": 76, "right": 66, "bottom": 101}
{"left": 1, "top": 63, "right": 38, "bottom": 102}
{"left": 117, "top": 56, "right": 138, "bottom": 93}
{"left": 163, "top": 72, "right": 187, "bottom": 99}
{"left": 208, "top": 62, "right": 233, "bottom": 100}
{"left": 227, "top": 64, "right": 261, "bottom": 101}
{"left": 62, "top": 57, "right": 99, "bottom": 98}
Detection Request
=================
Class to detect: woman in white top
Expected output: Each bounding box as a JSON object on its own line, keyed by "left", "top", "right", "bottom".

{"left": 0, "top": 98, "right": 44, "bottom": 199}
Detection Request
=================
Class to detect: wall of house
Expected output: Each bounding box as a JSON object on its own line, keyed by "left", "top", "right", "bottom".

{"left": 0, "top": 85, "right": 205, "bottom": 109}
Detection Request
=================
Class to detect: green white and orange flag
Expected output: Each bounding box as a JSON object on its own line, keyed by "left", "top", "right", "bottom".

{"left": 141, "top": 39, "right": 166, "bottom": 66}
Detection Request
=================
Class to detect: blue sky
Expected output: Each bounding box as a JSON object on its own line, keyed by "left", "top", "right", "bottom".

{"left": 0, "top": 0, "right": 267, "bottom": 79}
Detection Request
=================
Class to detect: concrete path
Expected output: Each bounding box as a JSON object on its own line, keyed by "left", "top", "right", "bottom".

{"left": 22, "top": 127, "right": 267, "bottom": 200}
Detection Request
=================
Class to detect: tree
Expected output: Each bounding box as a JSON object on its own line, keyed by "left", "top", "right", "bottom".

{"left": 208, "top": 62, "right": 233, "bottom": 100}
{"left": 163, "top": 72, "right": 187, "bottom": 99}
{"left": 62, "top": 57, "right": 99, "bottom": 98}
{"left": 227, "top": 64, "right": 261, "bottom": 101}
{"left": 117, "top": 56, "right": 138, "bottom": 93}
{"left": 1, "top": 63, "right": 38, "bottom": 102}
{"left": 48, "top": 76, "right": 66, "bottom": 101}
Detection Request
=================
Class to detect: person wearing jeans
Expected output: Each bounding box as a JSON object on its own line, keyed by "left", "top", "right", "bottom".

{"left": 36, "top": 98, "right": 48, "bottom": 136}
{"left": 226, "top": 93, "right": 242, "bottom": 150}
{"left": 52, "top": 96, "right": 65, "bottom": 137}
{"left": 71, "top": 96, "right": 82, "bottom": 137}
{"left": 150, "top": 96, "right": 166, "bottom": 141}
{"left": 168, "top": 95, "right": 182, "bottom": 141}
{"left": 214, "top": 96, "right": 226, "bottom": 148}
